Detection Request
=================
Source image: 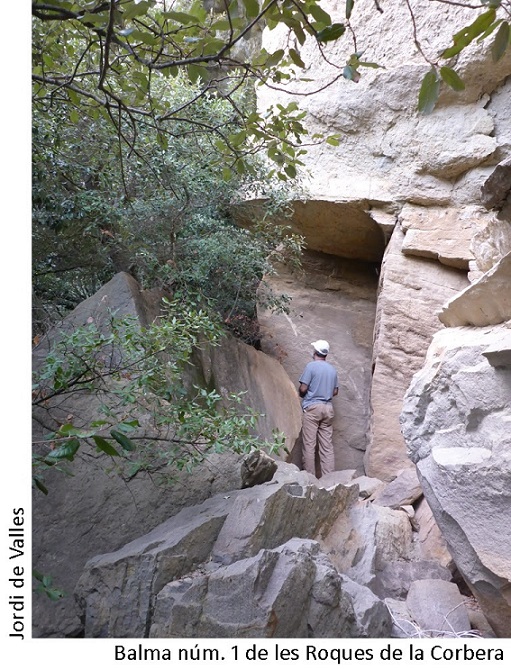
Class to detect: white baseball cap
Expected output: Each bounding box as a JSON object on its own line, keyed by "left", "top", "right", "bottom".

{"left": 311, "top": 340, "right": 330, "bottom": 355}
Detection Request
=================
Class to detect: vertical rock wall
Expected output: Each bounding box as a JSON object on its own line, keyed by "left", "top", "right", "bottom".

{"left": 367, "top": 227, "right": 468, "bottom": 479}
{"left": 258, "top": 250, "right": 379, "bottom": 472}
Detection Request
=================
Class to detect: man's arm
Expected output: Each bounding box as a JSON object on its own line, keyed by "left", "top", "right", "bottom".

{"left": 333, "top": 387, "right": 338, "bottom": 397}
{"left": 299, "top": 382, "right": 308, "bottom": 398}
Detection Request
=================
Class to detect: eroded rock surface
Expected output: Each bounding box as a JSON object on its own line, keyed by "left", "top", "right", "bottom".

{"left": 367, "top": 226, "right": 468, "bottom": 480}
{"left": 439, "top": 252, "right": 511, "bottom": 327}
{"left": 401, "top": 323, "right": 511, "bottom": 636}
{"left": 75, "top": 471, "right": 394, "bottom": 638}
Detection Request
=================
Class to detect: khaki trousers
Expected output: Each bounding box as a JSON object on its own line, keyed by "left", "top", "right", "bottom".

{"left": 302, "top": 402, "right": 335, "bottom": 476}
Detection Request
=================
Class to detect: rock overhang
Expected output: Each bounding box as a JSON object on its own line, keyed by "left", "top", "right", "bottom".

{"left": 231, "top": 197, "right": 387, "bottom": 263}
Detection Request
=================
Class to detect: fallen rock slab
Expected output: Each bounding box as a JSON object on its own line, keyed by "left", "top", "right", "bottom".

{"left": 406, "top": 579, "right": 472, "bottom": 636}
{"left": 321, "top": 501, "right": 413, "bottom": 591}
{"left": 149, "top": 539, "right": 392, "bottom": 638}
{"left": 371, "top": 467, "right": 422, "bottom": 508}
{"left": 350, "top": 475, "right": 384, "bottom": 499}
{"left": 375, "top": 560, "right": 452, "bottom": 600}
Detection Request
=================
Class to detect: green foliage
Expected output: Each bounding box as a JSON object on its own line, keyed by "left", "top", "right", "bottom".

{"left": 32, "top": 0, "right": 351, "bottom": 174}
{"left": 439, "top": 66, "right": 466, "bottom": 92}
{"left": 32, "top": 71, "right": 303, "bottom": 340}
{"left": 32, "top": 303, "right": 285, "bottom": 491}
{"left": 491, "top": 20, "right": 510, "bottom": 61}
{"left": 158, "top": 208, "right": 302, "bottom": 342}
{"left": 441, "top": 8, "right": 498, "bottom": 59}
{"left": 418, "top": 69, "right": 441, "bottom": 115}
{"left": 33, "top": 570, "right": 66, "bottom": 602}
{"left": 417, "top": 2, "right": 511, "bottom": 114}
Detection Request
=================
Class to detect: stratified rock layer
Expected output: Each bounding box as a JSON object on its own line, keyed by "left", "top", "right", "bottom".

{"left": 367, "top": 226, "right": 468, "bottom": 480}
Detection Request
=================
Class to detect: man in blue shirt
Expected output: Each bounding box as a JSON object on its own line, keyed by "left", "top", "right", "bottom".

{"left": 299, "top": 339, "right": 338, "bottom": 477}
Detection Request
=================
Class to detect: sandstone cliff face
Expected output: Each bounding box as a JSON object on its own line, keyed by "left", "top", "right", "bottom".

{"left": 248, "top": 0, "right": 511, "bottom": 480}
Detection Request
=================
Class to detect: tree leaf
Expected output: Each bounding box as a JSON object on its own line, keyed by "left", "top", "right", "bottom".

{"left": 79, "top": 12, "right": 107, "bottom": 26}
{"left": 294, "top": 23, "right": 306, "bottom": 46}
{"left": 346, "top": 0, "right": 355, "bottom": 20}
{"left": 284, "top": 163, "right": 297, "bottom": 178}
{"left": 187, "top": 64, "right": 207, "bottom": 83}
{"left": 491, "top": 21, "right": 510, "bottom": 61}
{"left": 265, "top": 49, "right": 285, "bottom": 67}
{"left": 123, "top": 1, "right": 154, "bottom": 21}
{"left": 477, "top": 19, "right": 503, "bottom": 44}
{"left": 57, "top": 423, "right": 79, "bottom": 436}
{"left": 418, "top": 69, "right": 440, "bottom": 114}
{"left": 316, "top": 23, "right": 346, "bottom": 43}
{"left": 162, "top": 11, "right": 197, "bottom": 25}
{"left": 289, "top": 48, "right": 305, "bottom": 69}
{"left": 117, "top": 420, "right": 139, "bottom": 432}
{"left": 46, "top": 438, "right": 80, "bottom": 462}
{"left": 359, "top": 61, "right": 382, "bottom": 69}
{"left": 308, "top": 4, "right": 332, "bottom": 26}
{"left": 110, "top": 430, "right": 136, "bottom": 452}
{"left": 442, "top": 8, "right": 497, "bottom": 58}
{"left": 93, "top": 435, "right": 120, "bottom": 457}
{"left": 33, "top": 477, "right": 49, "bottom": 495}
{"left": 242, "top": 0, "right": 260, "bottom": 20}
{"left": 440, "top": 66, "right": 465, "bottom": 91}
{"left": 343, "top": 65, "right": 359, "bottom": 82}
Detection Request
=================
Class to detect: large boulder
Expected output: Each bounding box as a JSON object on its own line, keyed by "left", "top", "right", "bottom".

{"left": 149, "top": 539, "right": 391, "bottom": 638}
{"left": 406, "top": 580, "right": 472, "bottom": 637}
{"left": 439, "top": 251, "right": 511, "bottom": 327}
{"left": 401, "top": 323, "right": 511, "bottom": 636}
{"left": 75, "top": 473, "right": 392, "bottom": 637}
{"left": 371, "top": 468, "right": 423, "bottom": 509}
{"left": 320, "top": 500, "right": 414, "bottom": 591}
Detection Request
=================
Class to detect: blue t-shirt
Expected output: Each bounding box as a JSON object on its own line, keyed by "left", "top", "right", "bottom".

{"left": 299, "top": 360, "right": 338, "bottom": 409}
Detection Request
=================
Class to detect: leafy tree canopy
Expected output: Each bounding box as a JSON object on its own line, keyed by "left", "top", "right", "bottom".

{"left": 32, "top": 73, "right": 303, "bottom": 339}
{"left": 33, "top": 0, "right": 511, "bottom": 167}
{"left": 32, "top": 0, "right": 350, "bottom": 177}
